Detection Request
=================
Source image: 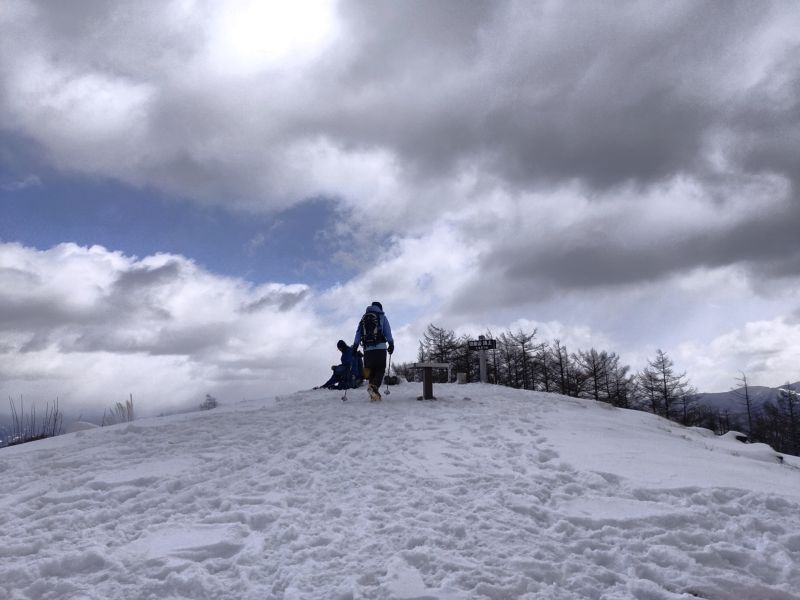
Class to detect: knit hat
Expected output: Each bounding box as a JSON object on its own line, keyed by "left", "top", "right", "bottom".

{"left": 337, "top": 339, "right": 347, "bottom": 350}
{"left": 371, "top": 301, "right": 383, "bottom": 310}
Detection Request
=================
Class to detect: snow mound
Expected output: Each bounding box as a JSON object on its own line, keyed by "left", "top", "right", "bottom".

{"left": 63, "top": 421, "right": 100, "bottom": 434}
{"left": 1, "top": 384, "right": 799, "bottom": 599}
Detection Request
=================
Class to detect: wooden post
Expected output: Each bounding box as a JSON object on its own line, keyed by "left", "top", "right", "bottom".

{"left": 423, "top": 366, "right": 434, "bottom": 399}
{"left": 412, "top": 362, "right": 450, "bottom": 400}
{"left": 478, "top": 335, "right": 488, "bottom": 383}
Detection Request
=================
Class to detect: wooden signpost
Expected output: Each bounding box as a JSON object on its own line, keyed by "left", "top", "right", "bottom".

{"left": 467, "top": 335, "right": 496, "bottom": 383}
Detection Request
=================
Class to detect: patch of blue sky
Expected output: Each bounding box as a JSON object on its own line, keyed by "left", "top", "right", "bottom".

{"left": 0, "top": 172, "right": 350, "bottom": 288}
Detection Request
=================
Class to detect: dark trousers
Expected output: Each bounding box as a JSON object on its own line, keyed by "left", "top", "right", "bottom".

{"left": 320, "top": 364, "right": 349, "bottom": 389}
{"left": 363, "top": 349, "right": 387, "bottom": 389}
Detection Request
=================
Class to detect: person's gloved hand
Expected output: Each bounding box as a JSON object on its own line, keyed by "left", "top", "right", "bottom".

{"left": 387, "top": 342, "right": 394, "bottom": 355}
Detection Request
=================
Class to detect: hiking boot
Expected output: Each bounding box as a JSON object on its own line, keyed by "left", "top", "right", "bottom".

{"left": 368, "top": 384, "right": 382, "bottom": 402}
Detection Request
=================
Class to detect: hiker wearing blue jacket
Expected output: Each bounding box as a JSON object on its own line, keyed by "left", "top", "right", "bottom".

{"left": 353, "top": 301, "right": 394, "bottom": 401}
{"left": 316, "top": 340, "right": 361, "bottom": 390}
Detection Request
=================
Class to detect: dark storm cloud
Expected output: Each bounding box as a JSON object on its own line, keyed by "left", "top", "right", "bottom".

{"left": 0, "top": 297, "right": 95, "bottom": 331}
{"left": 446, "top": 200, "right": 800, "bottom": 316}
{"left": 31, "top": 0, "right": 112, "bottom": 33}
{"left": 0, "top": 262, "right": 175, "bottom": 351}
{"left": 318, "top": 1, "right": 797, "bottom": 191}
{"left": 67, "top": 321, "right": 230, "bottom": 357}
{"left": 64, "top": 259, "right": 240, "bottom": 357}
{"left": 112, "top": 260, "right": 181, "bottom": 294}
{"left": 0, "top": 254, "right": 185, "bottom": 353}
{"left": 21, "top": 0, "right": 203, "bottom": 76}
{"left": 731, "top": 86, "right": 800, "bottom": 191}
{"left": 0, "top": 265, "right": 98, "bottom": 331}
{"left": 241, "top": 288, "right": 309, "bottom": 313}
{"left": 489, "top": 206, "right": 799, "bottom": 289}
{"left": 339, "top": 0, "right": 492, "bottom": 72}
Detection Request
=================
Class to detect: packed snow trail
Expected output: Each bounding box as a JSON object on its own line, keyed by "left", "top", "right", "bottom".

{"left": 1, "top": 384, "right": 799, "bottom": 599}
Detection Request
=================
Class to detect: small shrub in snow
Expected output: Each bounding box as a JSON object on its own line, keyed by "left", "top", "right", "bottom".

{"left": 6, "top": 396, "right": 63, "bottom": 446}
{"left": 103, "top": 394, "right": 135, "bottom": 426}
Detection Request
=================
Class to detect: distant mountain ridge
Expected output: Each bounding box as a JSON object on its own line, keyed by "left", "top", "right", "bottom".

{"left": 695, "top": 381, "right": 800, "bottom": 418}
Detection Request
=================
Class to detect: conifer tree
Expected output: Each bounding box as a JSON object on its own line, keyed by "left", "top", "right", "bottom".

{"left": 732, "top": 372, "right": 755, "bottom": 434}
{"left": 636, "top": 349, "right": 691, "bottom": 420}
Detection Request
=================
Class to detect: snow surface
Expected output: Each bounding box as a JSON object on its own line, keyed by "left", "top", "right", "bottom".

{"left": 1, "top": 383, "right": 800, "bottom": 600}
{"left": 63, "top": 421, "right": 100, "bottom": 434}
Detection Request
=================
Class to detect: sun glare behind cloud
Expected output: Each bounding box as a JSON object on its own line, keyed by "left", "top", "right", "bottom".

{"left": 210, "top": 0, "right": 339, "bottom": 75}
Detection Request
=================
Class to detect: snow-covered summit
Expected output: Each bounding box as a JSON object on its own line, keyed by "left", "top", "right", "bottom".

{"left": 1, "top": 383, "right": 799, "bottom": 599}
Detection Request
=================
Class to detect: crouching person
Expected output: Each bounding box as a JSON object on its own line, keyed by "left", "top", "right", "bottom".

{"left": 316, "top": 340, "right": 359, "bottom": 390}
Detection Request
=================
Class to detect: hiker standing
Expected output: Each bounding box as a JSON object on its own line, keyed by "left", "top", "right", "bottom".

{"left": 353, "top": 301, "right": 394, "bottom": 401}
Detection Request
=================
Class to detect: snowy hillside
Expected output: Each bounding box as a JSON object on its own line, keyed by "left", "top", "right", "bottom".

{"left": 2, "top": 384, "right": 800, "bottom": 600}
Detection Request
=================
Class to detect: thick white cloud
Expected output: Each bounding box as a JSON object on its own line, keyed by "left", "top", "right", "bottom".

{"left": 0, "top": 242, "right": 339, "bottom": 415}
{"left": 678, "top": 317, "right": 800, "bottom": 391}
{"left": 2, "top": 235, "right": 800, "bottom": 420}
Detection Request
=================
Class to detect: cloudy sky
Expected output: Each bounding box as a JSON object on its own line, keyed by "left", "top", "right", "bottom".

{"left": 2, "top": 0, "right": 800, "bottom": 415}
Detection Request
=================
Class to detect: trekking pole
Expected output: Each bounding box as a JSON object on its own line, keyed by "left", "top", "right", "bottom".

{"left": 384, "top": 353, "right": 392, "bottom": 396}
{"left": 341, "top": 387, "right": 348, "bottom": 402}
